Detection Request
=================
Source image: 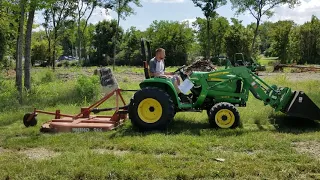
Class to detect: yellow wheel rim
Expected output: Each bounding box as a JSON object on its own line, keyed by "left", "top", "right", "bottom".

{"left": 215, "top": 109, "right": 235, "bottom": 128}
{"left": 137, "top": 98, "right": 163, "bottom": 123}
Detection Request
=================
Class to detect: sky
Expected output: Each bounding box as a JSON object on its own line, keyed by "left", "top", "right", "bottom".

{"left": 33, "top": 0, "right": 320, "bottom": 32}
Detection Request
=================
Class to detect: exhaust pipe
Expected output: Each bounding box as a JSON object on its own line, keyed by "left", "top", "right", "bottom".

{"left": 283, "top": 91, "right": 320, "bottom": 121}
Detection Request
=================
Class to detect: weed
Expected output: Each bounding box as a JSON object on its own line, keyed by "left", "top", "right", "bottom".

{"left": 75, "top": 75, "right": 100, "bottom": 102}
{"left": 40, "top": 69, "right": 55, "bottom": 83}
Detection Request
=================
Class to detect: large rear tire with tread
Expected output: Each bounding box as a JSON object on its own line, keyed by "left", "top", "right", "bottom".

{"left": 209, "top": 102, "right": 240, "bottom": 129}
{"left": 129, "top": 87, "right": 175, "bottom": 131}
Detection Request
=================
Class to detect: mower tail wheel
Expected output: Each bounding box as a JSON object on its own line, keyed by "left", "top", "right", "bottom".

{"left": 209, "top": 102, "right": 240, "bottom": 129}
{"left": 129, "top": 87, "right": 175, "bottom": 131}
{"left": 23, "top": 113, "right": 38, "bottom": 127}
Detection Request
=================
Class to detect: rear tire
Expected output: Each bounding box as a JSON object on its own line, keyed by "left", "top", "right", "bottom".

{"left": 23, "top": 113, "right": 37, "bottom": 127}
{"left": 209, "top": 102, "right": 240, "bottom": 129}
{"left": 129, "top": 87, "right": 175, "bottom": 131}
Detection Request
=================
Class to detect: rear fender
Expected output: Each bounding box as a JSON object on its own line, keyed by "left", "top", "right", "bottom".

{"left": 139, "top": 78, "right": 180, "bottom": 106}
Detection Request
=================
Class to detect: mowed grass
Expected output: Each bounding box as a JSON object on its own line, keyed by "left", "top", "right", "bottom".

{"left": 0, "top": 66, "right": 320, "bottom": 179}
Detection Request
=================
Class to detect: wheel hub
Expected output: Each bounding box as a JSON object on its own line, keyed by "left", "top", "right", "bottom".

{"left": 222, "top": 115, "right": 228, "bottom": 121}
{"left": 138, "top": 98, "right": 163, "bottom": 123}
{"left": 149, "top": 106, "right": 155, "bottom": 112}
{"left": 215, "top": 109, "right": 235, "bottom": 128}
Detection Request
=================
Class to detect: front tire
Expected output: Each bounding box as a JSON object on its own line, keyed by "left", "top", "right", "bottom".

{"left": 129, "top": 87, "right": 175, "bottom": 131}
{"left": 209, "top": 102, "right": 240, "bottom": 129}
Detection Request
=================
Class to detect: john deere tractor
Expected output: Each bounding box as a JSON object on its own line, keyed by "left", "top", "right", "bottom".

{"left": 128, "top": 39, "right": 320, "bottom": 131}
{"left": 230, "top": 53, "right": 266, "bottom": 75}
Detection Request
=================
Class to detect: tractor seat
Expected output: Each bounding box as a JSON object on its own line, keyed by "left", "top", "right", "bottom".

{"left": 143, "top": 61, "right": 151, "bottom": 79}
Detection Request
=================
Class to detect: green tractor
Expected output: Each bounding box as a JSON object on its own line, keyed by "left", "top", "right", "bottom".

{"left": 128, "top": 39, "right": 320, "bottom": 131}
{"left": 230, "top": 53, "right": 266, "bottom": 75}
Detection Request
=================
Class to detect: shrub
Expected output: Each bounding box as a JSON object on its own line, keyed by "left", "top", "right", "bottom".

{"left": 63, "top": 60, "right": 70, "bottom": 67}
{"left": 41, "top": 69, "right": 55, "bottom": 83}
{"left": 0, "top": 79, "right": 19, "bottom": 112}
{"left": 75, "top": 75, "right": 100, "bottom": 102}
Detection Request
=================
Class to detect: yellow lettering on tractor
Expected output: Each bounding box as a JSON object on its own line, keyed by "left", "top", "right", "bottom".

{"left": 208, "top": 78, "right": 224, "bottom": 82}
{"left": 209, "top": 72, "right": 229, "bottom": 77}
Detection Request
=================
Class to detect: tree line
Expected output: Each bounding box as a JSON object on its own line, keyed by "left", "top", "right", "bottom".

{"left": 26, "top": 14, "right": 320, "bottom": 67}
{"left": 3, "top": 0, "right": 320, "bottom": 103}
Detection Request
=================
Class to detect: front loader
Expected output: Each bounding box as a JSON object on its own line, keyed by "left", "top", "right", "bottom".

{"left": 128, "top": 39, "right": 320, "bottom": 131}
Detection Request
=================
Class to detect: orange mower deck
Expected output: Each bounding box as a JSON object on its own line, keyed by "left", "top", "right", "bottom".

{"left": 23, "top": 88, "right": 131, "bottom": 133}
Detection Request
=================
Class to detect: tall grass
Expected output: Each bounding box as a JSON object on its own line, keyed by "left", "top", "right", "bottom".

{"left": 0, "top": 67, "right": 320, "bottom": 179}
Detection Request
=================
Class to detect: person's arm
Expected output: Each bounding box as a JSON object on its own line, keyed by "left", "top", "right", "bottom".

{"left": 163, "top": 61, "right": 174, "bottom": 76}
{"left": 149, "top": 60, "right": 161, "bottom": 77}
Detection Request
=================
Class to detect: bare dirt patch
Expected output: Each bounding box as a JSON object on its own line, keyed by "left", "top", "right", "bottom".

{"left": 292, "top": 141, "right": 320, "bottom": 159}
{"left": 19, "top": 148, "right": 61, "bottom": 160}
{"left": 0, "top": 147, "right": 9, "bottom": 154}
{"left": 56, "top": 73, "right": 75, "bottom": 81}
{"left": 114, "top": 72, "right": 144, "bottom": 83}
{"left": 92, "top": 149, "right": 130, "bottom": 156}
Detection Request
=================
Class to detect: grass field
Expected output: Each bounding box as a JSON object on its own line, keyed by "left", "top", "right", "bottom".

{"left": 0, "top": 66, "right": 320, "bottom": 179}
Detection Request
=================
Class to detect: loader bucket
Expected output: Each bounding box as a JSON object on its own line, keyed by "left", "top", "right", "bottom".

{"left": 283, "top": 91, "right": 320, "bottom": 121}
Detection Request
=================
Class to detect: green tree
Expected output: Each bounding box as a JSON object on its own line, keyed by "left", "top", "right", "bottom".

{"left": 192, "top": 0, "right": 227, "bottom": 59}
{"left": 258, "top": 21, "right": 273, "bottom": 55}
{"left": 0, "top": 23, "right": 7, "bottom": 64}
{"left": 290, "top": 16, "right": 320, "bottom": 64}
{"left": 24, "top": 0, "right": 47, "bottom": 90}
{"left": 224, "top": 18, "right": 253, "bottom": 59}
{"left": 16, "top": 0, "right": 28, "bottom": 103}
{"left": 145, "top": 20, "right": 195, "bottom": 66}
{"left": 31, "top": 38, "right": 49, "bottom": 66}
{"left": 117, "top": 26, "right": 144, "bottom": 65}
{"left": 109, "top": 0, "right": 142, "bottom": 70}
{"left": 230, "top": 0, "right": 300, "bottom": 55}
{"left": 92, "top": 19, "right": 123, "bottom": 66}
{"left": 192, "top": 16, "right": 229, "bottom": 58}
{"left": 287, "top": 25, "right": 301, "bottom": 63}
{"left": 75, "top": 0, "right": 112, "bottom": 62}
{"left": 0, "top": 0, "right": 19, "bottom": 68}
{"left": 82, "top": 23, "right": 96, "bottom": 64}
{"left": 60, "top": 22, "right": 76, "bottom": 57}
{"left": 269, "top": 20, "right": 294, "bottom": 63}
{"left": 42, "top": 0, "right": 77, "bottom": 70}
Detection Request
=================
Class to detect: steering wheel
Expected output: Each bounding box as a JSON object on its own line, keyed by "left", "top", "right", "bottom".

{"left": 172, "top": 65, "right": 190, "bottom": 81}
{"left": 173, "top": 65, "right": 186, "bottom": 73}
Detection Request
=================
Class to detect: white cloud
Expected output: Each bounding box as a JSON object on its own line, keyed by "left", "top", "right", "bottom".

{"left": 142, "top": 0, "right": 184, "bottom": 3}
{"left": 32, "top": 26, "right": 45, "bottom": 32}
{"left": 88, "top": 7, "right": 113, "bottom": 24}
{"left": 33, "top": 6, "right": 113, "bottom": 32}
{"left": 180, "top": 18, "right": 197, "bottom": 29}
{"left": 181, "top": 18, "right": 197, "bottom": 24}
{"left": 263, "top": 0, "right": 320, "bottom": 24}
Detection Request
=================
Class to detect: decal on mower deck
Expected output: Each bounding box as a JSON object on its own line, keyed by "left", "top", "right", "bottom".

{"left": 72, "top": 128, "right": 103, "bottom": 132}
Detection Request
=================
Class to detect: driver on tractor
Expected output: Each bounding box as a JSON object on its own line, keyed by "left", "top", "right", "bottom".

{"left": 149, "top": 48, "right": 191, "bottom": 103}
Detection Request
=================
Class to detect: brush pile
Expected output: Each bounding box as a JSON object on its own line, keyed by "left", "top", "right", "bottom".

{"left": 183, "top": 59, "right": 217, "bottom": 74}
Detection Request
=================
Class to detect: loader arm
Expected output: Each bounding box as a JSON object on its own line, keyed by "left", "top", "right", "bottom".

{"left": 230, "top": 67, "right": 320, "bottom": 120}
{"left": 230, "top": 67, "right": 291, "bottom": 111}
